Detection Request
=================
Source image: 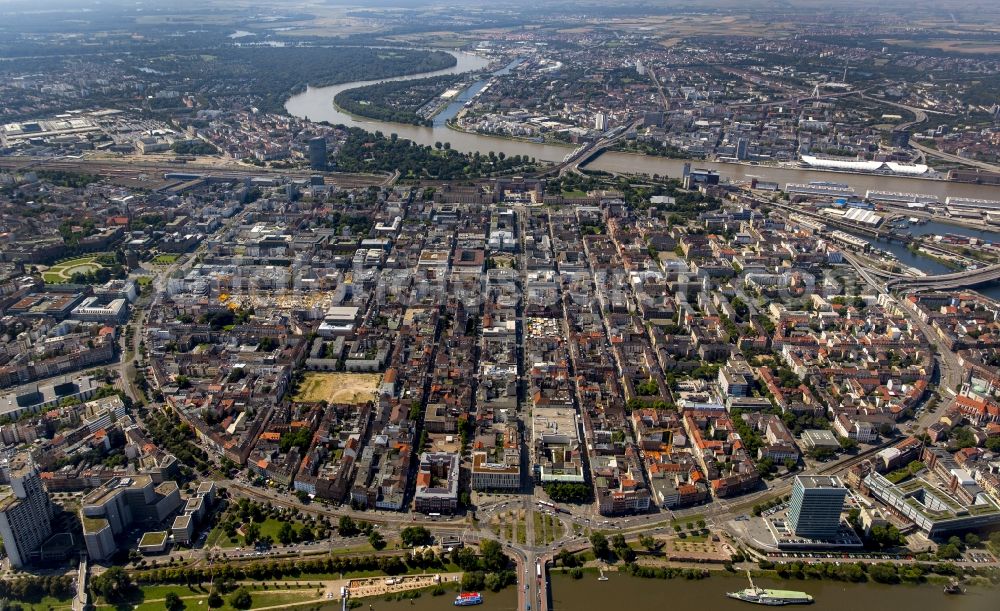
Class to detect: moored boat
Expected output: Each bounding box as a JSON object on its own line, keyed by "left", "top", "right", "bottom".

{"left": 943, "top": 580, "right": 965, "bottom": 594}
{"left": 726, "top": 572, "right": 813, "bottom": 606}
{"left": 454, "top": 592, "right": 483, "bottom": 606}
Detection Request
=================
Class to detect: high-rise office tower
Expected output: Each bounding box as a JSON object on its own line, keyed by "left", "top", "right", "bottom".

{"left": 788, "top": 475, "right": 848, "bottom": 538}
{"left": 308, "top": 137, "right": 328, "bottom": 171}
{"left": 736, "top": 137, "right": 749, "bottom": 161}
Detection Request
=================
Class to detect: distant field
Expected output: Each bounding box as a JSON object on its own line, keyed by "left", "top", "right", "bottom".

{"left": 294, "top": 372, "right": 381, "bottom": 405}
{"left": 882, "top": 38, "right": 1000, "bottom": 54}
{"left": 605, "top": 14, "right": 792, "bottom": 39}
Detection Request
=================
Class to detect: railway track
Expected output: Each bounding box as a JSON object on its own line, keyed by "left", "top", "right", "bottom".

{"left": 0, "top": 156, "right": 389, "bottom": 188}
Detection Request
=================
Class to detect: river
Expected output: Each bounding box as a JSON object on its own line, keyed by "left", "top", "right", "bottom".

{"left": 433, "top": 58, "right": 524, "bottom": 127}
{"left": 285, "top": 51, "right": 570, "bottom": 162}
{"left": 855, "top": 219, "right": 1000, "bottom": 299}
{"left": 547, "top": 572, "right": 999, "bottom": 611}
{"left": 871, "top": 219, "right": 999, "bottom": 278}
{"left": 302, "top": 573, "right": 996, "bottom": 611}
{"left": 295, "top": 586, "right": 518, "bottom": 611}
{"left": 285, "top": 51, "right": 1000, "bottom": 200}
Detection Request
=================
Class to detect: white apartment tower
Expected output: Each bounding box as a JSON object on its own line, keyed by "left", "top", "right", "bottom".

{"left": 0, "top": 453, "right": 54, "bottom": 568}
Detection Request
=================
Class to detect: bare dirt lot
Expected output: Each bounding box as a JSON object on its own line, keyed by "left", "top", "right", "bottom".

{"left": 293, "top": 372, "right": 381, "bottom": 405}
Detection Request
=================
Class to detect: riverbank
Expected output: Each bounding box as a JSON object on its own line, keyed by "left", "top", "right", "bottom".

{"left": 908, "top": 244, "right": 965, "bottom": 271}
{"left": 346, "top": 572, "right": 461, "bottom": 599}
{"left": 550, "top": 534, "right": 1000, "bottom": 589}
{"left": 315, "top": 584, "right": 518, "bottom": 611}
{"left": 583, "top": 151, "right": 1000, "bottom": 199}
{"left": 345, "top": 576, "right": 523, "bottom": 607}
{"left": 444, "top": 118, "right": 575, "bottom": 150}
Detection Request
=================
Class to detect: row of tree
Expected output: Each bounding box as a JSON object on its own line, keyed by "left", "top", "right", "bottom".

{"left": 135, "top": 549, "right": 454, "bottom": 586}
{"left": 144, "top": 408, "right": 211, "bottom": 474}
{"left": 543, "top": 482, "right": 592, "bottom": 503}
{"left": 452, "top": 540, "right": 516, "bottom": 592}
{"left": 333, "top": 128, "right": 538, "bottom": 179}
{"left": 759, "top": 558, "right": 971, "bottom": 584}
{"left": 0, "top": 575, "right": 74, "bottom": 604}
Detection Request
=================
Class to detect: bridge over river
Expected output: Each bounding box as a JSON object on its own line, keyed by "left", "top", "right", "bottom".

{"left": 886, "top": 264, "right": 1000, "bottom": 290}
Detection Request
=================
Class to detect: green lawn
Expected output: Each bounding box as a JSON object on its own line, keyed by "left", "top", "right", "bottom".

{"left": 293, "top": 561, "right": 462, "bottom": 581}
{"left": 205, "top": 526, "right": 242, "bottom": 549}
{"left": 96, "top": 583, "right": 323, "bottom": 611}
{"left": 328, "top": 542, "right": 375, "bottom": 554}
{"left": 671, "top": 514, "right": 705, "bottom": 528}
{"left": 152, "top": 254, "right": 180, "bottom": 265}
{"left": 133, "top": 584, "right": 212, "bottom": 600}
{"left": 43, "top": 255, "right": 105, "bottom": 282}
{"left": 678, "top": 531, "right": 710, "bottom": 543}
{"left": 206, "top": 517, "right": 304, "bottom": 549}
{"left": 204, "top": 523, "right": 229, "bottom": 548}
{"left": 17, "top": 595, "right": 74, "bottom": 610}
{"left": 256, "top": 517, "right": 292, "bottom": 541}
{"left": 204, "top": 518, "right": 238, "bottom": 548}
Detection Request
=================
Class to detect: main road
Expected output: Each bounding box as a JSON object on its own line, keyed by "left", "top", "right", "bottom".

{"left": 841, "top": 250, "right": 962, "bottom": 416}
{"left": 858, "top": 93, "right": 1000, "bottom": 174}
{"left": 119, "top": 206, "right": 255, "bottom": 405}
